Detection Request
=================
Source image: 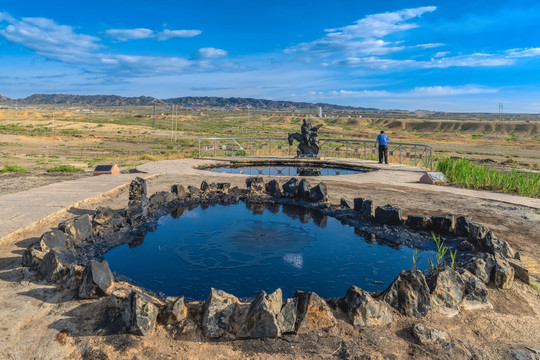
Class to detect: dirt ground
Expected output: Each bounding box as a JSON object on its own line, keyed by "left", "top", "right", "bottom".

{"left": 1, "top": 172, "right": 539, "bottom": 360}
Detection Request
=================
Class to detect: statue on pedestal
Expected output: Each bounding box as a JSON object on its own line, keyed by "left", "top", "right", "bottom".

{"left": 288, "top": 119, "right": 323, "bottom": 158}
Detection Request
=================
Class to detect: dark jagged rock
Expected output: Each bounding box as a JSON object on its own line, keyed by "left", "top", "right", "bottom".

{"left": 171, "top": 184, "right": 187, "bottom": 199}
{"left": 430, "top": 214, "right": 455, "bottom": 234}
{"left": 200, "top": 180, "right": 210, "bottom": 192}
{"left": 187, "top": 185, "right": 201, "bottom": 197}
{"left": 340, "top": 198, "right": 354, "bottom": 209}
{"left": 38, "top": 247, "right": 77, "bottom": 282}
{"left": 246, "top": 177, "right": 265, "bottom": 193}
{"left": 64, "top": 264, "right": 85, "bottom": 290}
{"left": 202, "top": 288, "right": 239, "bottom": 338}
{"left": 126, "top": 198, "right": 149, "bottom": 224}
{"left": 159, "top": 296, "right": 188, "bottom": 325}
{"left": 277, "top": 298, "right": 297, "bottom": 334}
{"left": 298, "top": 179, "right": 311, "bottom": 199}
{"left": 381, "top": 269, "right": 430, "bottom": 318}
{"left": 353, "top": 198, "right": 363, "bottom": 212}
{"left": 464, "top": 254, "right": 496, "bottom": 284}
{"left": 22, "top": 242, "right": 45, "bottom": 268}
{"left": 360, "top": 200, "right": 374, "bottom": 220}
{"left": 406, "top": 215, "right": 430, "bottom": 231}
{"left": 129, "top": 177, "right": 147, "bottom": 200}
{"left": 455, "top": 216, "right": 471, "bottom": 237}
{"left": 148, "top": 191, "right": 175, "bottom": 211}
{"left": 343, "top": 286, "right": 392, "bottom": 327}
{"left": 457, "top": 269, "right": 491, "bottom": 310}
{"left": 294, "top": 291, "right": 336, "bottom": 334}
{"left": 265, "top": 179, "right": 281, "bottom": 197}
{"left": 78, "top": 260, "right": 115, "bottom": 299}
{"left": 123, "top": 291, "right": 159, "bottom": 336}
{"left": 468, "top": 222, "right": 489, "bottom": 246}
{"left": 92, "top": 207, "right": 126, "bottom": 234}
{"left": 375, "top": 205, "right": 403, "bottom": 225}
{"left": 282, "top": 178, "right": 299, "bottom": 197}
{"left": 217, "top": 182, "right": 231, "bottom": 194}
{"left": 427, "top": 269, "right": 465, "bottom": 317}
{"left": 493, "top": 256, "right": 515, "bottom": 289}
{"left": 309, "top": 182, "right": 327, "bottom": 202}
{"left": 58, "top": 215, "right": 93, "bottom": 246}
{"left": 39, "top": 230, "right": 68, "bottom": 252}
{"left": 479, "top": 230, "right": 515, "bottom": 258}
{"left": 237, "top": 289, "right": 282, "bottom": 338}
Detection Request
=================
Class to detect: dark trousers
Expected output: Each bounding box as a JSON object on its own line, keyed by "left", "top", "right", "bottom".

{"left": 378, "top": 145, "right": 388, "bottom": 164}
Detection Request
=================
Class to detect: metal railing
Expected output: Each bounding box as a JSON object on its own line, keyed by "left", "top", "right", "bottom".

{"left": 196, "top": 137, "right": 433, "bottom": 170}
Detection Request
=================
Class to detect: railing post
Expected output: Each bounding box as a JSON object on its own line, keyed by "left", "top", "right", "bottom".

{"left": 231, "top": 139, "right": 234, "bottom": 157}
{"left": 213, "top": 139, "right": 216, "bottom": 157}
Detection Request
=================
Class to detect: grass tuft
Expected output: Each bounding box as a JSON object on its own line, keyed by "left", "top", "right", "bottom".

{"left": 436, "top": 157, "right": 540, "bottom": 197}
{"left": 46, "top": 165, "right": 85, "bottom": 173}
{"left": 0, "top": 164, "right": 30, "bottom": 173}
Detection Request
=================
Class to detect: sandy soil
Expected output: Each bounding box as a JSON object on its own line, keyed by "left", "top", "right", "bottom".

{"left": 1, "top": 172, "right": 539, "bottom": 359}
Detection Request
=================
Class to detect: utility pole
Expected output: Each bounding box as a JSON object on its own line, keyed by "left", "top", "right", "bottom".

{"left": 152, "top": 105, "right": 156, "bottom": 129}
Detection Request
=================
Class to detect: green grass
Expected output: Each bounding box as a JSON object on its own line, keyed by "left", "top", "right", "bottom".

{"left": 436, "top": 157, "right": 540, "bottom": 197}
{"left": 0, "top": 164, "right": 30, "bottom": 173}
{"left": 46, "top": 165, "right": 85, "bottom": 173}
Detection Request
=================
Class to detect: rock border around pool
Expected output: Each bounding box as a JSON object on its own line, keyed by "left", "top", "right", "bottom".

{"left": 21, "top": 176, "right": 529, "bottom": 339}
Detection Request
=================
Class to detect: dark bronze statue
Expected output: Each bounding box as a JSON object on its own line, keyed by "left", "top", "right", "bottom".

{"left": 288, "top": 119, "right": 322, "bottom": 158}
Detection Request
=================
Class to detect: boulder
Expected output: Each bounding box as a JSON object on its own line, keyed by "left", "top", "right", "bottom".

{"left": 171, "top": 184, "right": 187, "bottom": 199}
{"left": 92, "top": 207, "right": 125, "bottom": 233}
{"left": 493, "top": 256, "right": 515, "bottom": 289}
{"left": 506, "top": 258, "right": 530, "bottom": 284}
{"left": 406, "top": 215, "right": 430, "bottom": 231}
{"left": 123, "top": 291, "right": 159, "bottom": 336}
{"left": 64, "top": 264, "right": 85, "bottom": 290}
{"left": 468, "top": 222, "right": 489, "bottom": 247}
{"left": 39, "top": 230, "right": 68, "bottom": 252}
{"left": 480, "top": 231, "right": 515, "bottom": 258}
{"left": 38, "top": 247, "right": 78, "bottom": 283}
{"left": 159, "top": 296, "right": 188, "bottom": 325}
{"left": 126, "top": 198, "right": 149, "bottom": 224}
{"left": 455, "top": 216, "right": 471, "bottom": 237}
{"left": 309, "top": 182, "right": 328, "bottom": 202}
{"left": 427, "top": 269, "right": 465, "bottom": 317}
{"left": 294, "top": 291, "right": 336, "bottom": 334}
{"left": 78, "top": 260, "right": 115, "bottom": 299}
{"left": 457, "top": 269, "right": 491, "bottom": 310}
{"left": 340, "top": 198, "right": 354, "bottom": 209}
{"left": 464, "top": 254, "right": 496, "bottom": 284}
{"left": 282, "top": 178, "right": 299, "bottom": 197}
{"left": 412, "top": 324, "right": 449, "bottom": 347}
{"left": 58, "top": 215, "right": 93, "bottom": 246}
{"left": 353, "top": 198, "right": 364, "bottom": 212}
{"left": 22, "top": 242, "right": 45, "bottom": 268}
{"left": 217, "top": 183, "right": 231, "bottom": 194}
{"left": 343, "top": 286, "right": 392, "bottom": 327}
{"left": 129, "top": 177, "right": 147, "bottom": 200}
{"left": 277, "top": 298, "right": 298, "bottom": 334}
{"left": 381, "top": 269, "right": 431, "bottom": 318}
{"left": 359, "top": 200, "right": 374, "bottom": 220}
{"left": 237, "top": 289, "right": 282, "bottom": 338}
{"left": 200, "top": 180, "right": 210, "bottom": 192}
{"left": 202, "top": 288, "right": 240, "bottom": 338}
{"left": 375, "top": 205, "right": 403, "bottom": 225}
{"left": 265, "top": 179, "right": 281, "bottom": 197}
{"left": 430, "top": 214, "right": 455, "bottom": 234}
{"left": 298, "top": 179, "right": 311, "bottom": 199}
{"left": 246, "top": 177, "right": 265, "bottom": 193}
{"left": 148, "top": 191, "right": 175, "bottom": 211}
{"left": 187, "top": 185, "right": 201, "bottom": 197}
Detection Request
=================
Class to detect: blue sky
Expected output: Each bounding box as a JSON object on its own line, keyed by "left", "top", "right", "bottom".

{"left": 1, "top": 1, "right": 540, "bottom": 112}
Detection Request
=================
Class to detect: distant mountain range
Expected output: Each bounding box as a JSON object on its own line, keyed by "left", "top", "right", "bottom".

{"left": 0, "top": 93, "right": 379, "bottom": 112}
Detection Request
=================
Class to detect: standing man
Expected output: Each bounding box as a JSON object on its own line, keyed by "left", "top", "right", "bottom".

{"left": 375, "top": 130, "right": 389, "bottom": 164}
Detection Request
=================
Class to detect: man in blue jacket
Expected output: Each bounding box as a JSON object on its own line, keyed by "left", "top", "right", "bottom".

{"left": 375, "top": 130, "right": 389, "bottom": 164}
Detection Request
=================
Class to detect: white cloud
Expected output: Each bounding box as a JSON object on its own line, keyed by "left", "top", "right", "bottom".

{"left": 410, "top": 85, "right": 498, "bottom": 96}
{"left": 287, "top": 6, "right": 437, "bottom": 57}
{"left": 433, "top": 51, "right": 450, "bottom": 58}
{"left": 414, "top": 43, "right": 444, "bottom": 49}
{"left": 156, "top": 29, "right": 202, "bottom": 40}
{"left": 507, "top": 47, "right": 540, "bottom": 58}
{"left": 195, "top": 47, "right": 228, "bottom": 59}
{"left": 105, "top": 28, "right": 153, "bottom": 41}
{"left": 0, "top": 15, "right": 100, "bottom": 63}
